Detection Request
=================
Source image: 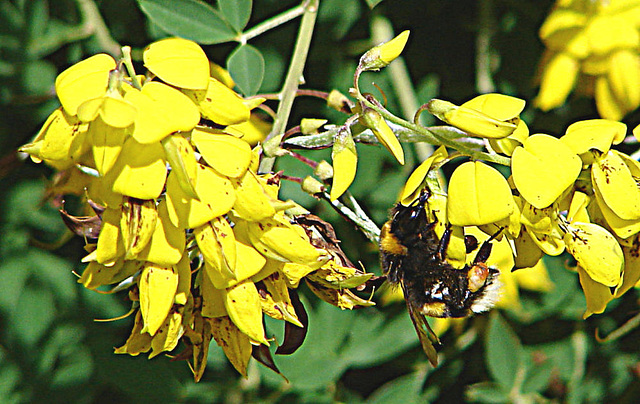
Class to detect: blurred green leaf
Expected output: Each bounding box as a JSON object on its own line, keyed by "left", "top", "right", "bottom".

{"left": 137, "top": 0, "right": 237, "bottom": 44}
{"left": 50, "top": 346, "right": 93, "bottom": 387}
{"left": 366, "top": 369, "right": 427, "bottom": 404}
{"left": 9, "top": 283, "right": 56, "bottom": 347}
{"left": 25, "top": 0, "right": 48, "bottom": 44}
{"left": 521, "top": 360, "right": 553, "bottom": 395}
{"left": 465, "top": 382, "right": 509, "bottom": 403}
{"left": 0, "top": 1, "right": 24, "bottom": 34}
{"left": 486, "top": 312, "right": 524, "bottom": 389}
{"left": 227, "top": 43, "right": 264, "bottom": 96}
{"left": 0, "top": 256, "right": 31, "bottom": 313}
{"left": 340, "top": 309, "right": 421, "bottom": 368}
{"left": 319, "top": 0, "right": 361, "bottom": 40}
{"left": 0, "top": 357, "right": 23, "bottom": 404}
{"left": 261, "top": 301, "right": 351, "bottom": 390}
{"left": 218, "top": 0, "right": 252, "bottom": 32}
{"left": 20, "top": 60, "right": 56, "bottom": 95}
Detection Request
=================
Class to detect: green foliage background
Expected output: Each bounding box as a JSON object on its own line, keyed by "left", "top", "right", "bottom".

{"left": 1, "top": 0, "right": 640, "bottom": 403}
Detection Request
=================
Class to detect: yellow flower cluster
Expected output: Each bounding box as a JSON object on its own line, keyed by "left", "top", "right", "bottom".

{"left": 20, "top": 38, "right": 373, "bottom": 380}
{"left": 417, "top": 94, "right": 640, "bottom": 318}
{"left": 536, "top": 0, "right": 640, "bottom": 119}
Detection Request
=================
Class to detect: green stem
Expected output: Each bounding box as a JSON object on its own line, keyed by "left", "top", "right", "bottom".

{"left": 238, "top": 2, "right": 308, "bottom": 43}
{"left": 370, "top": 15, "right": 433, "bottom": 162}
{"left": 121, "top": 46, "right": 142, "bottom": 90}
{"left": 320, "top": 192, "right": 380, "bottom": 243}
{"left": 259, "top": 0, "right": 319, "bottom": 174}
{"left": 75, "top": 0, "right": 121, "bottom": 57}
{"left": 476, "top": 0, "right": 496, "bottom": 93}
{"left": 357, "top": 94, "right": 510, "bottom": 166}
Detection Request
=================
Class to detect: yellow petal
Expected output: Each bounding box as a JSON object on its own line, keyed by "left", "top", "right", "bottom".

{"left": 136, "top": 200, "right": 186, "bottom": 266}
{"left": 615, "top": 235, "right": 640, "bottom": 298}
{"left": 608, "top": 49, "right": 640, "bottom": 114}
{"left": 567, "top": 191, "right": 591, "bottom": 224}
{"left": 143, "top": 37, "right": 209, "bottom": 90}
{"left": 244, "top": 216, "right": 327, "bottom": 268}
{"left": 114, "top": 311, "right": 152, "bottom": 355}
{"left": 162, "top": 133, "right": 198, "bottom": 199}
{"left": 120, "top": 198, "right": 158, "bottom": 260}
{"left": 125, "top": 82, "right": 200, "bottom": 144}
{"left": 20, "top": 107, "right": 89, "bottom": 167}
{"left": 535, "top": 52, "right": 579, "bottom": 111}
{"left": 461, "top": 93, "right": 526, "bottom": 121}
{"left": 87, "top": 117, "right": 126, "bottom": 176}
{"left": 195, "top": 216, "right": 237, "bottom": 279}
{"left": 174, "top": 252, "right": 191, "bottom": 305}
{"left": 96, "top": 207, "right": 125, "bottom": 265}
{"left": 539, "top": 9, "right": 587, "bottom": 51}
{"left": 488, "top": 120, "right": 530, "bottom": 156}
{"left": 359, "top": 30, "right": 410, "bottom": 71}
{"left": 77, "top": 96, "right": 137, "bottom": 128}
{"left": 561, "top": 119, "right": 626, "bottom": 155}
{"left": 592, "top": 184, "right": 640, "bottom": 238}
{"left": 577, "top": 266, "right": 614, "bottom": 318}
{"left": 230, "top": 170, "right": 277, "bottom": 222}
{"left": 224, "top": 280, "right": 268, "bottom": 345}
{"left": 55, "top": 53, "right": 115, "bottom": 115}
{"left": 330, "top": 129, "right": 357, "bottom": 201}
{"left": 183, "top": 78, "right": 250, "bottom": 125}
{"left": 564, "top": 222, "right": 623, "bottom": 287}
{"left": 201, "top": 271, "right": 228, "bottom": 318}
{"left": 447, "top": 161, "right": 514, "bottom": 226}
{"left": 225, "top": 114, "right": 272, "bottom": 146}
{"left": 109, "top": 138, "right": 167, "bottom": 200}
{"left": 591, "top": 150, "right": 640, "bottom": 220}
{"left": 209, "top": 316, "right": 252, "bottom": 377}
{"left": 512, "top": 230, "right": 544, "bottom": 269}
{"left": 149, "top": 311, "right": 183, "bottom": 358}
{"left": 139, "top": 263, "right": 179, "bottom": 336}
{"left": 585, "top": 15, "right": 639, "bottom": 57}
{"left": 207, "top": 237, "right": 266, "bottom": 289}
{"left": 594, "top": 75, "right": 625, "bottom": 121}
{"left": 399, "top": 145, "right": 447, "bottom": 204}
{"left": 360, "top": 109, "right": 404, "bottom": 164}
{"left": 191, "top": 127, "right": 252, "bottom": 178}
{"left": 511, "top": 134, "right": 582, "bottom": 209}
{"left": 431, "top": 99, "right": 517, "bottom": 139}
{"left": 165, "top": 164, "right": 236, "bottom": 229}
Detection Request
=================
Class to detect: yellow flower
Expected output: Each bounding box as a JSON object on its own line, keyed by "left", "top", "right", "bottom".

{"left": 536, "top": 0, "right": 640, "bottom": 119}
{"left": 359, "top": 30, "right": 410, "bottom": 71}
{"left": 427, "top": 94, "right": 524, "bottom": 139}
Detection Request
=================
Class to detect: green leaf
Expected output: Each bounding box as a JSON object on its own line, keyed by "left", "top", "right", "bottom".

{"left": 261, "top": 301, "right": 352, "bottom": 390}
{"left": 486, "top": 312, "right": 524, "bottom": 389}
{"left": 366, "top": 370, "right": 425, "bottom": 404}
{"left": 218, "top": 0, "right": 252, "bottom": 32}
{"left": 522, "top": 360, "right": 554, "bottom": 394}
{"left": 21, "top": 60, "right": 56, "bottom": 95}
{"left": 137, "top": 0, "right": 237, "bottom": 44}
{"left": 9, "top": 283, "right": 56, "bottom": 347}
{"left": 340, "top": 310, "right": 423, "bottom": 367}
{"left": 25, "top": 0, "right": 48, "bottom": 42}
{"left": 465, "top": 382, "right": 510, "bottom": 403}
{"left": 227, "top": 43, "right": 264, "bottom": 96}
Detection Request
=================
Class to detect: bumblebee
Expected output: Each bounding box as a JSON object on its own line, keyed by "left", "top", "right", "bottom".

{"left": 379, "top": 189, "right": 501, "bottom": 365}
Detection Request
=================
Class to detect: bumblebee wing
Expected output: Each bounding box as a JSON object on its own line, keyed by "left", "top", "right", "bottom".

{"left": 402, "top": 282, "right": 441, "bottom": 366}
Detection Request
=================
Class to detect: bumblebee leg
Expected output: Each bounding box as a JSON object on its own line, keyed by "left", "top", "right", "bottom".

{"left": 472, "top": 228, "right": 503, "bottom": 264}
{"left": 436, "top": 224, "right": 452, "bottom": 259}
